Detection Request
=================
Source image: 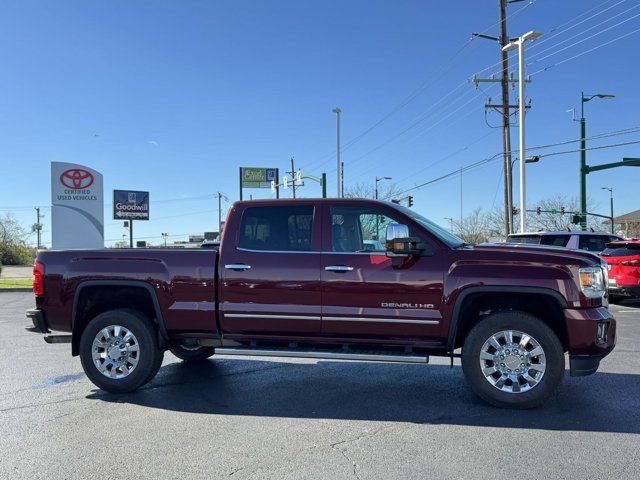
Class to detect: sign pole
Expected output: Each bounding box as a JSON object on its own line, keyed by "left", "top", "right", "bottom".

{"left": 276, "top": 168, "right": 280, "bottom": 199}
{"left": 322, "top": 173, "right": 327, "bottom": 198}
{"left": 129, "top": 220, "right": 133, "bottom": 248}
{"left": 239, "top": 167, "right": 243, "bottom": 201}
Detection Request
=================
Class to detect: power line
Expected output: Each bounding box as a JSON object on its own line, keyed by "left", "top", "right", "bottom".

{"left": 389, "top": 137, "right": 640, "bottom": 198}
{"left": 531, "top": 25, "right": 640, "bottom": 75}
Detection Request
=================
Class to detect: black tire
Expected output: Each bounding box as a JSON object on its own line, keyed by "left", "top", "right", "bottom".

{"left": 461, "top": 310, "right": 564, "bottom": 409}
{"left": 170, "top": 345, "right": 216, "bottom": 362}
{"left": 79, "top": 309, "right": 164, "bottom": 393}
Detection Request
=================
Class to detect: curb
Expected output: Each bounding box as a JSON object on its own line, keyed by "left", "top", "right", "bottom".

{"left": 0, "top": 288, "right": 32, "bottom": 293}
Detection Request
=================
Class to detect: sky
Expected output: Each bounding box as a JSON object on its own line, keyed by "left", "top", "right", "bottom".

{"left": 1, "top": 0, "right": 639, "bottom": 247}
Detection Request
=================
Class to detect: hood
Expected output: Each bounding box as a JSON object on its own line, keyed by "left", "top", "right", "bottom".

{"left": 470, "top": 242, "right": 603, "bottom": 267}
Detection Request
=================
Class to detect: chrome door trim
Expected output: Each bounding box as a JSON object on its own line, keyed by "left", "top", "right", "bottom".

{"left": 323, "top": 316, "right": 439, "bottom": 325}
{"left": 224, "top": 313, "right": 321, "bottom": 321}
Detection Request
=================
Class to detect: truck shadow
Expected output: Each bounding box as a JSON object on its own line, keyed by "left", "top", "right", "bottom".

{"left": 87, "top": 358, "right": 640, "bottom": 434}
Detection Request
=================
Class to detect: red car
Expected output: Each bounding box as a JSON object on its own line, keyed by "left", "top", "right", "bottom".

{"left": 602, "top": 239, "right": 640, "bottom": 303}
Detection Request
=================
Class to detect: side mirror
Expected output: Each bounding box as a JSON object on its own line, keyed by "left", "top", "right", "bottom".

{"left": 385, "top": 223, "right": 422, "bottom": 257}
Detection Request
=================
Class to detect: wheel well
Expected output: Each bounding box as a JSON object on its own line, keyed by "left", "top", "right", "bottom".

{"left": 72, "top": 285, "right": 159, "bottom": 356}
{"left": 452, "top": 292, "right": 568, "bottom": 351}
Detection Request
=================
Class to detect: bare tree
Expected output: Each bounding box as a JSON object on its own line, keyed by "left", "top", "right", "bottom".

{"left": 452, "top": 208, "right": 491, "bottom": 244}
{"left": 343, "top": 182, "right": 404, "bottom": 202}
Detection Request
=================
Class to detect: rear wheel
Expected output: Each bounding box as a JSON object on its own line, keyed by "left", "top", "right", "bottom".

{"left": 462, "top": 310, "right": 564, "bottom": 409}
{"left": 170, "top": 344, "right": 216, "bottom": 362}
{"left": 79, "top": 309, "right": 164, "bottom": 393}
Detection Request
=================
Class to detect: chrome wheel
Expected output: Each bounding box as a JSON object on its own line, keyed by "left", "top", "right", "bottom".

{"left": 479, "top": 330, "right": 546, "bottom": 394}
{"left": 92, "top": 325, "right": 140, "bottom": 379}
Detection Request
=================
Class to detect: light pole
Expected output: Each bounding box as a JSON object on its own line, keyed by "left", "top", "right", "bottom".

{"left": 375, "top": 176, "right": 392, "bottom": 239}
{"left": 579, "top": 93, "right": 615, "bottom": 230}
{"left": 601, "top": 187, "right": 614, "bottom": 234}
{"left": 161, "top": 232, "right": 168, "bottom": 247}
{"left": 375, "top": 176, "right": 392, "bottom": 200}
{"left": 503, "top": 30, "right": 542, "bottom": 233}
{"left": 444, "top": 217, "right": 455, "bottom": 234}
{"left": 332, "top": 107, "right": 342, "bottom": 197}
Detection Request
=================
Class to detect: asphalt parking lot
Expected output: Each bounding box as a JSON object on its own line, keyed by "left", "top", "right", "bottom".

{"left": 1, "top": 292, "right": 639, "bottom": 480}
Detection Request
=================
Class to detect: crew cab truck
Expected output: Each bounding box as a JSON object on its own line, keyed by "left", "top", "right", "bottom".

{"left": 26, "top": 198, "right": 616, "bottom": 409}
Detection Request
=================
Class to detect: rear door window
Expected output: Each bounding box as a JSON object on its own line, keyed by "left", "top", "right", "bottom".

{"left": 239, "top": 206, "right": 314, "bottom": 251}
{"left": 578, "top": 235, "right": 609, "bottom": 252}
{"left": 539, "top": 235, "right": 571, "bottom": 247}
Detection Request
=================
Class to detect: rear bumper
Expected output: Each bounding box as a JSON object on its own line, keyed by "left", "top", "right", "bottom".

{"left": 564, "top": 306, "right": 616, "bottom": 376}
{"left": 26, "top": 308, "right": 50, "bottom": 334}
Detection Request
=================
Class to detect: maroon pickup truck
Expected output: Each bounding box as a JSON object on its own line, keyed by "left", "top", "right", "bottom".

{"left": 26, "top": 198, "right": 616, "bottom": 408}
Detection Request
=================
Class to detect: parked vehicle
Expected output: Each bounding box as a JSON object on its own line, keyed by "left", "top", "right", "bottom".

{"left": 601, "top": 239, "right": 640, "bottom": 303}
{"left": 26, "top": 199, "right": 616, "bottom": 409}
{"left": 507, "top": 230, "right": 622, "bottom": 253}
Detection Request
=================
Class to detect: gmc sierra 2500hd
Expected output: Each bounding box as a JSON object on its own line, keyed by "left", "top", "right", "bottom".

{"left": 26, "top": 198, "right": 616, "bottom": 408}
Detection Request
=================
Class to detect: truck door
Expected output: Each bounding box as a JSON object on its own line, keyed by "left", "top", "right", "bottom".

{"left": 321, "top": 204, "right": 444, "bottom": 342}
{"left": 219, "top": 203, "right": 322, "bottom": 337}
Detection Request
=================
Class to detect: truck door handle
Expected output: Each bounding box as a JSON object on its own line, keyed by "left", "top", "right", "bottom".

{"left": 225, "top": 264, "right": 252, "bottom": 271}
{"left": 325, "top": 265, "right": 354, "bottom": 272}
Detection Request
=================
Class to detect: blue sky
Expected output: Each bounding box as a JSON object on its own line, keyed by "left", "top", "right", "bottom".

{"left": 1, "top": 0, "right": 639, "bottom": 246}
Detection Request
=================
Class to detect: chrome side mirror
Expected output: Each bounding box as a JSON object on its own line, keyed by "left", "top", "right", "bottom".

{"left": 385, "top": 223, "right": 422, "bottom": 257}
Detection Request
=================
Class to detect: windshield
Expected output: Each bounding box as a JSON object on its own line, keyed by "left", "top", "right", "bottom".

{"left": 395, "top": 205, "right": 464, "bottom": 248}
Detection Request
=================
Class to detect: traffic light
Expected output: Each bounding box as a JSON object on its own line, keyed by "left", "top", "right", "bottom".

{"left": 536, "top": 207, "right": 541, "bottom": 215}
{"left": 560, "top": 206, "right": 565, "bottom": 215}
{"left": 407, "top": 196, "right": 414, "bottom": 207}
{"left": 512, "top": 206, "right": 519, "bottom": 215}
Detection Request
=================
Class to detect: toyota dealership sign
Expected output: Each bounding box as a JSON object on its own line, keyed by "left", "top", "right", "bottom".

{"left": 51, "top": 162, "right": 104, "bottom": 249}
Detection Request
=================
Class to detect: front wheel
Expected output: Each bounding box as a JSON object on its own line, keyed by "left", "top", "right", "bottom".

{"left": 170, "top": 344, "right": 215, "bottom": 362}
{"left": 462, "top": 310, "right": 564, "bottom": 409}
{"left": 79, "top": 309, "right": 164, "bottom": 393}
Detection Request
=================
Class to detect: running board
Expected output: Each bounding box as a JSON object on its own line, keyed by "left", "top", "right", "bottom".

{"left": 214, "top": 347, "right": 429, "bottom": 364}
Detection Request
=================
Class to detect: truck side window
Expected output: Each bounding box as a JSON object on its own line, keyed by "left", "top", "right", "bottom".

{"left": 239, "top": 206, "right": 314, "bottom": 251}
{"left": 331, "top": 206, "right": 400, "bottom": 253}
{"left": 578, "top": 235, "right": 607, "bottom": 252}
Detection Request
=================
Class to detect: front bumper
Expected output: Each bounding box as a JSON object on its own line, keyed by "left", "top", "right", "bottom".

{"left": 26, "top": 308, "right": 49, "bottom": 334}
{"left": 564, "top": 306, "right": 616, "bottom": 377}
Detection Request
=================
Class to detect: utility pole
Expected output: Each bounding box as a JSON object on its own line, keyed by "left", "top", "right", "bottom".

{"left": 498, "top": 0, "right": 513, "bottom": 236}
{"left": 34, "top": 207, "right": 42, "bottom": 249}
{"left": 288, "top": 157, "right": 297, "bottom": 199}
{"left": 341, "top": 162, "right": 344, "bottom": 197}
{"left": 218, "top": 192, "right": 223, "bottom": 233}
{"left": 332, "top": 107, "right": 342, "bottom": 198}
{"left": 472, "top": 0, "right": 531, "bottom": 236}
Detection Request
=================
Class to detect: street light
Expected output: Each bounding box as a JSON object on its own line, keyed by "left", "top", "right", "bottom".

{"left": 332, "top": 107, "right": 342, "bottom": 198}
{"left": 511, "top": 155, "right": 540, "bottom": 170}
{"left": 579, "top": 92, "right": 615, "bottom": 230}
{"left": 161, "top": 232, "right": 169, "bottom": 247}
{"left": 502, "top": 30, "right": 542, "bottom": 233}
{"left": 601, "top": 187, "right": 614, "bottom": 234}
{"left": 375, "top": 176, "right": 392, "bottom": 200}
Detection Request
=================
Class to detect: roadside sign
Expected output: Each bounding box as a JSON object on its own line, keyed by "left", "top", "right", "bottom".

{"left": 113, "top": 190, "right": 150, "bottom": 220}
{"left": 51, "top": 162, "right": 104, "bottom": 249}
{"left": 240, "top": 167, "right": 277, "bottom": 188}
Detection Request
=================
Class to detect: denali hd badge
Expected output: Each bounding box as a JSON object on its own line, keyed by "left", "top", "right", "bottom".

{"left": 381, "top": 302, "right": 434, "bottom": 309}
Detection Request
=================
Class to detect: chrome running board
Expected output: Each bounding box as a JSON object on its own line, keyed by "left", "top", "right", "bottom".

{"left": 214, "top": 347, "right": 429, "bottom": 364}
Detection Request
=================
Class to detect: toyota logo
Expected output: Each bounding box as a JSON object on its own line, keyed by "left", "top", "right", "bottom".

{"left": 60, "top": 169, "right": 94, "bottom": 189}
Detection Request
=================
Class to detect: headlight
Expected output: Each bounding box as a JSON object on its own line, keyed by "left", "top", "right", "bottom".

{"left": 579, "top": 266, "right": 605, "bottom": 299}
